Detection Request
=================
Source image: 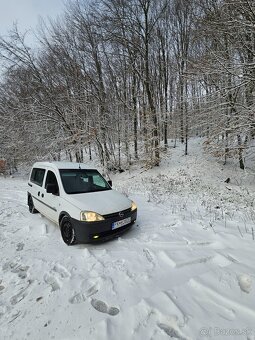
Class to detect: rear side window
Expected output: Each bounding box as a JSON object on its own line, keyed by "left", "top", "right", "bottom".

{"left": 30, "top": 168, "right": 45, "bottom": 186}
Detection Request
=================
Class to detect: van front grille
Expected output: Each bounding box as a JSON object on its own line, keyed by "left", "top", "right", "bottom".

{"left": 103, "top": 208, "right": 131, "bottom": 219}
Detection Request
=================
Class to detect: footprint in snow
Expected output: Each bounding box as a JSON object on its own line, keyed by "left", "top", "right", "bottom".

{"left": 44, "top": 264, "right": 70, "bottom": 292}
{"left": 91, "top": 298, "right": 119, "bottom": 316}
{"left": 53, "top": 263, "right": 71, "bottom": 278}
{"left": 16, "top": 243, "right": 24, "bottom": 251}
{"left": 86, "top": 284, "right": 98, "bottom": 297}
{"left": 69, "top": 284, "right": 98, "bottom": 304}
{"left": 2, "top": 262, "right": 29, "bottom": 279}
{"left": 0, "top": 305, "right": 7, "bottom": 319}
{"left": 143, "top": 248, "right": 154, "bottom": 264}
{"left": 10, "top": 292, "right": 27, "bottom": 305}
{"left": 9, "top": 280, "right": 33, "bottom": 305}
{"left": 69, "top": 293, "right": 87, "bottom": 304}
{"left": 158, "top": 323, "right": 187, "bottom": 340}
{"left": 44, "top": 273, "right": 61, "bottom": 291}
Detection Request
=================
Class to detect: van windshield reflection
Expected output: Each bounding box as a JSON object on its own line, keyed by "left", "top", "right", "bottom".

{"left": 59, "top": 169, "right": 111, "bottom": 194}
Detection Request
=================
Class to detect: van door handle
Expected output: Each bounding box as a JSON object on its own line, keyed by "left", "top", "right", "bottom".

{"left": 38, "top": 191, "right": 40, "bottom": 196}
{"left": 41, "top": 193, "right": 44, "bottom": 198}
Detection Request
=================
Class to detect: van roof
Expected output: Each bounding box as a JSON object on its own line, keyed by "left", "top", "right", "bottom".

{"left": 32, "top": 161, "right": 96, "bottom": 171}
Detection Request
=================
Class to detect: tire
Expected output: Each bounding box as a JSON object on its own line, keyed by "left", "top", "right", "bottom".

{"left": 28, "top": 196, "right": 38, "bottom": 214}
{"left": 60, "top": 216, "right": 77, "bottom": 246}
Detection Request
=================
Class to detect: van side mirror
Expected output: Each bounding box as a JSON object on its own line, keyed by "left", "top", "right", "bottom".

{"left": 108, "top": 180, "right": 112, "bottom": 187}
{"left": 46, "top": 183, "right": 58, "bottom": 195}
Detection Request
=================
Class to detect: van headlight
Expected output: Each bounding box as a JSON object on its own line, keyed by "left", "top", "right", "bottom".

{"left": 80, "top": 211, "right": 105, "bottom": 222}
{"left": 131, "top": 201, "right": 137, "bottom": 211}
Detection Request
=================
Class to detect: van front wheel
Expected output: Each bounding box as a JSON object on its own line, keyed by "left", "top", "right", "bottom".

{"left": 60, "top": 216, "right": 77, "bottom": 246}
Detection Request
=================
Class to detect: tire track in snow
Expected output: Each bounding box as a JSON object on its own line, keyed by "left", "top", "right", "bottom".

{"left": 189, "top": 277, "right": 255, "bottom": 319}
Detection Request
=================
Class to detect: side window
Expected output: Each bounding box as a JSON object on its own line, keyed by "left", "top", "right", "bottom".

{"left": 45, "top": 170, "right": 59, "bottom": 193}
{"left": 30, "top": 168, "right": 45, "bottom": 186}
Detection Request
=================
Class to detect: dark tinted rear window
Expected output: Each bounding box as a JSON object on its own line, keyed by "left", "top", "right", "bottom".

{"left": 30, "top": 168, "right": 45, "bottom": 186}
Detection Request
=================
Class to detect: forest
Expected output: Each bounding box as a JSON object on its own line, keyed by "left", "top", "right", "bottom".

{"left": 0, "top": 0, "right": 254, "bottom": 171}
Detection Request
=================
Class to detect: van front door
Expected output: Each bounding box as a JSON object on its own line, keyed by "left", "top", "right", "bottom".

{"left": 43, "top": 170, "right": 60, "bottom": 223}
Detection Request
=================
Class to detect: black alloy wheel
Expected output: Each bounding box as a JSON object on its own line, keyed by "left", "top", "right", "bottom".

{"left": 60, "top": 216, "right": 77, "bottom": 245}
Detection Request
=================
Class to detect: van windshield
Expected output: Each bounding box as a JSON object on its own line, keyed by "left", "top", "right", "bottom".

{"left": 59, "top": 169, "right": 111, "bottom": 194}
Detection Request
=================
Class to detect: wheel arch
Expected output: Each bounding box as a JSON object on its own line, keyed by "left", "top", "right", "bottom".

{"left": 59, "top": 211, "right": 70, "bottom": 225}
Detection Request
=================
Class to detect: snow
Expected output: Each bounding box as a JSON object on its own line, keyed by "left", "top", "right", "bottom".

{"left": 0, "top": 138, "right": 255, "bottom": 340}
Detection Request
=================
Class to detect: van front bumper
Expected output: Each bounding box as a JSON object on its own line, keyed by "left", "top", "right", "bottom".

{"left": 70, "top": 209, "right": 137, "bottom": 243}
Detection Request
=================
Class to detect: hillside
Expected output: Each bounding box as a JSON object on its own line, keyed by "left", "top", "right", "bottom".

{"left": 0, "top": 139, "right": 255, "bottom": 340}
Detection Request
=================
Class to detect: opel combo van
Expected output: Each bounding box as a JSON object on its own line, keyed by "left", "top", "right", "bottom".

{"left": 27, "top": 162, "right": 137, "bottom": 245}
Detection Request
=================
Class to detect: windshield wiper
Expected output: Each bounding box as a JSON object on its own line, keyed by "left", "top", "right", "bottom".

{"left": 67, "top": 188, "right": 111, "bottom": 194}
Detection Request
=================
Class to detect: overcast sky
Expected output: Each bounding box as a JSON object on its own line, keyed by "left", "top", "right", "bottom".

{"left": 0, "top": 0, "right": 66, "bottom": 40}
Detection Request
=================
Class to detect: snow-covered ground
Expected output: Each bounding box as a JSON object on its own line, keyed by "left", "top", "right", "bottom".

{"left": 1, "top": 139, "right": 255, "bottom": 340}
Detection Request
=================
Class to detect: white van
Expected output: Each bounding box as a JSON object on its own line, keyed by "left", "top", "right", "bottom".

{"left": 27, "top": 162, "right": 137, "bottom": 245}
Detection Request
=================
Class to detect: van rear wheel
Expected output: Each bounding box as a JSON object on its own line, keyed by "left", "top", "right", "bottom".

{"left": 60, "top": 216, "right": 77, "bottom": 245}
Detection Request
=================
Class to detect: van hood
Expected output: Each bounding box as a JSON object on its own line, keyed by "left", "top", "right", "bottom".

{"left": 64, "top": 189, "right": 132, "bottom": 215}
